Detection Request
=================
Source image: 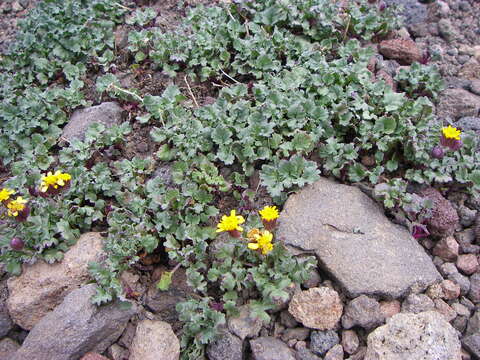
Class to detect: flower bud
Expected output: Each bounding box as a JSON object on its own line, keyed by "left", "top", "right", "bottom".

{"left": 10, "top": 237, "right": 25, "bottom": 251}
{"left": 431, "top": 145, "right": 444, "bottom": 159}
{"left": 379, "top": 1, "right": 386, "bottom": 11}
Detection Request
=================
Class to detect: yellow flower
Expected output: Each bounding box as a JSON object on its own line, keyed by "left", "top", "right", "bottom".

{"left": 0, "top": 188, "right": 14, "bottom": 202}
{"left": 259, "top": 205, "right": 279, "bottom": 221}
{"left": 441, "top": 125, "right": 461, "bottom": 140}
{"left": 40, "top": 170, "right": 72, "bottom": 192}
{"left": 216, "top": 210, "right": 245, "bottom": 233}
{"left": 56, "top": 172, "right": 72, "bottom": 186}
{"left": 247, "top": 230, "right": 274, "bottom": 255}
{"left": 7, "top": 197, "right": 27, "bottom": 217}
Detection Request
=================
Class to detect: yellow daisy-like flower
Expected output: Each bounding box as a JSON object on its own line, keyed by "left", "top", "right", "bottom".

{"left": 7, "top": 197, "right": 27, "bottom": 217}
{"left": 247, "top": 230, "right": 274, "bottom": 255}
{"left": 216, "top": 210, "right": 245, "bottom": 233}
{"left": 0, "top": 188, "right": 14, "bottom": 202}
{"left": 40, "top": 170, "right": 72, "bottom": 192}
{"left": 441, "top": 125, "right": 461, "bottom": 140}
{"left": 259, "top": 205, "right": 279, "bottom": 221}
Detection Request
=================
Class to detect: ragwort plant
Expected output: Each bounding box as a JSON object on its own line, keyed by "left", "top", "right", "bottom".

{"left": 95, "top": 0, "right": 479, "bottom": 356}
{"left": 0, "top": 0, "right": 126, "bottom": 271}
{"left": 2, "top": 0, "right": 480, "bottom": 358}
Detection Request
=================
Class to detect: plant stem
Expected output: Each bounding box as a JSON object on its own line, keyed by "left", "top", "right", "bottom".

{"left": 184, "top": 75, "right": 199, "bottom": 108}
{"left": 110, "top": 84, "right": 144, "bottom": 103}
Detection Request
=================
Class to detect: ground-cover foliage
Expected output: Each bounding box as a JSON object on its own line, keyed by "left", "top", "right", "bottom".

{"left": 0, "top": 0, "right": 127, "bottom": 272}
{"left": 1, "top": 0, "right": 480, "bottom": 358}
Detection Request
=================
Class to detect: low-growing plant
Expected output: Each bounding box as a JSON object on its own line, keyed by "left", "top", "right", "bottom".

{"left": 2, "top": 1, "right": 480, "bottom": 359}
{"left": 170, "top": 206, "right": 316, "bottom": 358}
{"left": 395, "top": 62, "right": 444, "bottom": 100}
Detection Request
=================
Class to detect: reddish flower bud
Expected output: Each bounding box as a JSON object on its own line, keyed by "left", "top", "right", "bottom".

{"left": 10, "top": 237, "right": 25, "bottom": 251}
{"left": 431, "top": 145, "right": 444, "bottom": 159}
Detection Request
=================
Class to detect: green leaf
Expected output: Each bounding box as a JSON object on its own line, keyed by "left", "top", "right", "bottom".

{"left": 212, "top": 126, "right": 233, "bottom": 145}
{"left": 470, "top": 170, "right": 480, "bottom": 186}
{"left": 151, "top": 127, "right": 167, "bottom": 143}
{"left": 348, "top": 163, "right": 367, "bottom": 182}
{"left": 382, "top": 90, "right": 404, "bottom": 112}
{"left": 386, "top": 159, "right": 398, "bottom": 172}
{"left": 156, "top": 271, "right": 173, "bottom": 291}
{"left": 374, "top": 117, "right": 397, "bottom": 134}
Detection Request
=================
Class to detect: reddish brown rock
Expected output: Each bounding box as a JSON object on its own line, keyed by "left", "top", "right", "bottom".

{"left": 457, "top": 254, "right": 479, "bottom": 275}
{"left": 419, "top": 188, "right": 459, "bottom": 237}
{"left": 324, "top": 344, "right": 344, "bottom": 360}
{"left": 433, "top": 236, "right": 459, "bottom": 261}
{"left": 288, "top": 287, "right": 343, "bottom": 330}
{"left": 434, "top": 299, "right": 456, "bottom": 322}
{"left": 379, "top": 39, "right": 423, "bottom": 65}
{"left": 379, "top": 300, "right": 401, "bottom": 319}
{"left": 441, "top": 280, "right": 461, "bottom": 300}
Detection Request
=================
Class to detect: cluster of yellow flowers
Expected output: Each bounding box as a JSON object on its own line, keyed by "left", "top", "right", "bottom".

{"left": 216, "top": 205, "right": 280, "bottom": 255}
{"left": 0, "top": 170, "right": 71, "bottom": 221}
{"left": 40, "top": 171, "right": 72, "bottom": 193}
{"left": 0, "top": 188, "right": 28, "bottom": 217}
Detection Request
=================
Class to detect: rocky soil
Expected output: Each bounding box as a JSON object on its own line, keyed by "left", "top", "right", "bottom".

{"left": 1, "top": 0, "right": 480, "bottom": 359}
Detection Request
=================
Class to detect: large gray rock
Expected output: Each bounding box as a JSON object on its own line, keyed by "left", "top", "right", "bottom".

{"left": 437, "top": 89, "right": 480, "bottom": 120}
{"left": 129, "top": 320, "right": 180, "bottom": 360}
{"left": 364, "top": 311, "right": 461, "bottom": 360}
{"left": 277, "top": 178, "right": 441, "bottom": 298}
{"left": 7, "top": 232, "right": 105, "bottom": 330}
{"left": 61, "top": 102, "right": 123, "bottom": 143}
{"left": 9, "top": 284, "right": 138, "bottom": 360}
